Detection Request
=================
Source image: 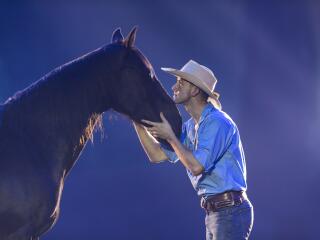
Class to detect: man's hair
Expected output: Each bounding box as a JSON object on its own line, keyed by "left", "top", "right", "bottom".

{"left": 198, "top": 89, "right": 209, "bottom": 102}
{"left": 188, "top": 80, "right": 209, "bottom": 102}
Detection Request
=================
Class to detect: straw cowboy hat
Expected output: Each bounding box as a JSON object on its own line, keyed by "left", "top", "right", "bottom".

{"left": 161, "top": 60, "right": 222, "bottom": 110}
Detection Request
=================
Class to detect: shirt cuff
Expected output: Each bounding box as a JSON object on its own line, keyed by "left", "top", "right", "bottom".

{"left": 160, "top": 143, "right": 179, "bottom": 163}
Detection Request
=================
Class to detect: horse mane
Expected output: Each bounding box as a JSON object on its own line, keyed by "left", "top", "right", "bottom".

{"left": 2, "top": 49, "right": 106, "bottom": 148}
{"left": 80, "top": 113, "right": 103, "bottom": 146}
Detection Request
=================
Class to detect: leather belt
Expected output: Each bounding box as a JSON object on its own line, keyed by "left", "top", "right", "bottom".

{"left": 200, "top": 191, "right": 247, "bottom": 213}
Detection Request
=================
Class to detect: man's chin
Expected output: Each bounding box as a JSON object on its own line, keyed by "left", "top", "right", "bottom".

{"left": 173, "top": 98, "right": 183, "bottom": 104}
{"left": 173, "top": 95, "right": 186, "bottom": 104}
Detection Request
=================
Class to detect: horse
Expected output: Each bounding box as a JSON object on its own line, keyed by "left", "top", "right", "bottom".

{"left": 0, "top": 27, "right": 182, "bottom": 240}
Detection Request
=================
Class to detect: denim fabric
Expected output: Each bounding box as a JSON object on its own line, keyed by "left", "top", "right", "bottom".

{"left": 205, "top": 199, "right": 254, "bottom": 240}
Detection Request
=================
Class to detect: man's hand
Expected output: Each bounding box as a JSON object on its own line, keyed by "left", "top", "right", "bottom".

{"left": 132, "top": 120, "right": 168, "bottom": 163}
{"left": 142, "top": 112, "right": 175, "bottom": 141}
{"left": 143, "top": 113, "right": 204, "bottom": 175}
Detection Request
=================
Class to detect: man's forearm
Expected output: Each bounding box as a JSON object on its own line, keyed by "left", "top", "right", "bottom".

{"left": 167, "top": 135, "right": 204, "bottom": 176}
{"left": 133, "top": 122, "right": 167, "bottom": 163}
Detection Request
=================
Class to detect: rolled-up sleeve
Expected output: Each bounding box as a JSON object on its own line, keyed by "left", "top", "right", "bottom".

{"left": 161, "top": 145, "right": 179, "bottom": 163}
{"left": 193, "top": 117, "right": 232, "bottom": 172}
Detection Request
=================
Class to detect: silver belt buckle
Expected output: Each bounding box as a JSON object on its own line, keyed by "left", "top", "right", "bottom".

{"left": 200, "top": 196, "right": 207, "bottom": 208}
{"left": 214, "top": 199, "right": 235, "bottom": 209}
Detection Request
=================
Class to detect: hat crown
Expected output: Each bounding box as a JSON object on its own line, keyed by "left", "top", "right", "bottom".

{"left": 180, "top": 60, "right": 217, "bottom": 92}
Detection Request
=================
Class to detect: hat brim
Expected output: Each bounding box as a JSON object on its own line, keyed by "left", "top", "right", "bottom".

{"left": 161, "top": 67, "right": 222, "bottom": 110}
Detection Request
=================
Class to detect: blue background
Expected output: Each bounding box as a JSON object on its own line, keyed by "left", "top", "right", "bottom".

{"left": 0, "top": 1, "right": 319, "bottom": 239}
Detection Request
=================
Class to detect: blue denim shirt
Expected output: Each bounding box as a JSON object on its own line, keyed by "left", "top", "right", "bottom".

{"left": 162, "top": 103, "right": 247, "bottom": 198}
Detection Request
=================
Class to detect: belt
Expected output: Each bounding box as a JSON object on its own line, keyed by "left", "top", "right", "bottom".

{"left": 200, "top": 191, "right": 247, "bottom": 213}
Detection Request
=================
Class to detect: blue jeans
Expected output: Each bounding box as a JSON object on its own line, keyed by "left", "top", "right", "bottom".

{"left": 205, "top": 199, "right": 254, "bottom": 240}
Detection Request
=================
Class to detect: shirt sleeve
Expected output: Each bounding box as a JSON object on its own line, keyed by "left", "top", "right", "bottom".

{"left": 160, "top": 123, "right": 187, "bottom": 163}
{"left": 193, "top": 117, "right": 233, "bottom": 172}
{"left": 161, "top": 145, "right": 179, "bottom": 163}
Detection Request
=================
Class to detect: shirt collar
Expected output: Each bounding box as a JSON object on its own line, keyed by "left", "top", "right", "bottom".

{"left": 195, "top": 103, "right": 216, "bottom": 127}
{"left": 191, "top": 103, "right": 216, "bottom": 128}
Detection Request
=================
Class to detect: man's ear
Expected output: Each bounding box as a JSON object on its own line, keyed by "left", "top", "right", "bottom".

{"left": 191, "top": 86, "right": 201, "bottom": 97}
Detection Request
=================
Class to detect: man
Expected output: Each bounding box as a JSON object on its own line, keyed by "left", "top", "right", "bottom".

{"left": 133, "top": 60, "right": 254, "bottom": 239}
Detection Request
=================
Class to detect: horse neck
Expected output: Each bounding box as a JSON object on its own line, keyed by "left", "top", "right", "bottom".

{"left": 6, "top": 48, "right": 112, "bottom": 177}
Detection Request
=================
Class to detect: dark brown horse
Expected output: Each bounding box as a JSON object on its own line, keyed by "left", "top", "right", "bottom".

{"left": 0, "top": 28, "right": 181, "bottom": 240}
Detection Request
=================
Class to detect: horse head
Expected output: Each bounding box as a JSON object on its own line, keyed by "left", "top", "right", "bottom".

{"left": 102, "top": 27, "right": 182, "bottom": 144}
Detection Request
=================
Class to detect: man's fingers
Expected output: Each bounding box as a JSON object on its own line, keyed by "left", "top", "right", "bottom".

{"left": 142, "top": 119, "right": 158, "bottom": 126}
{"left": 148, "top": 130, "right": 155, "bottom": 135}
{"left": 147, "top": 127, "right": 157, "bottom": 132}
{"left": 147, "top": 127, "right": 160, "bottom": 137}
{"left": 148, "top": 130, "right": 158, "bottom": 138}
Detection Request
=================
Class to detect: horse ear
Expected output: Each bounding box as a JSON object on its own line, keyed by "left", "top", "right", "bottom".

{"left": 124, "top": 26, "right": 138, "bottom": 47}
{"left": 111, "top": 28, "right": 124, "bottom": 43}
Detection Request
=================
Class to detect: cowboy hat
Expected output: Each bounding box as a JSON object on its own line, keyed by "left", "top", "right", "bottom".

{"left": 161, "top": 60, "right": 222, "bottom": 110}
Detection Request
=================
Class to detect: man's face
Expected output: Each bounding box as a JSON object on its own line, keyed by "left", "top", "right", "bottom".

{"left": 171, "top": 77, "right": 194, "bottom": 104}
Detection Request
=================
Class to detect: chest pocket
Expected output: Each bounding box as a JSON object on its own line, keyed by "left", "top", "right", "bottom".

{"left": 185, "top": 123, "right": 199, "bottom": 151}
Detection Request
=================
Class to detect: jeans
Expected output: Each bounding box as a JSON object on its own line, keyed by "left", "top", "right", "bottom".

{"left": 205, "top": 199, "right": 254, "bottom": 240}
